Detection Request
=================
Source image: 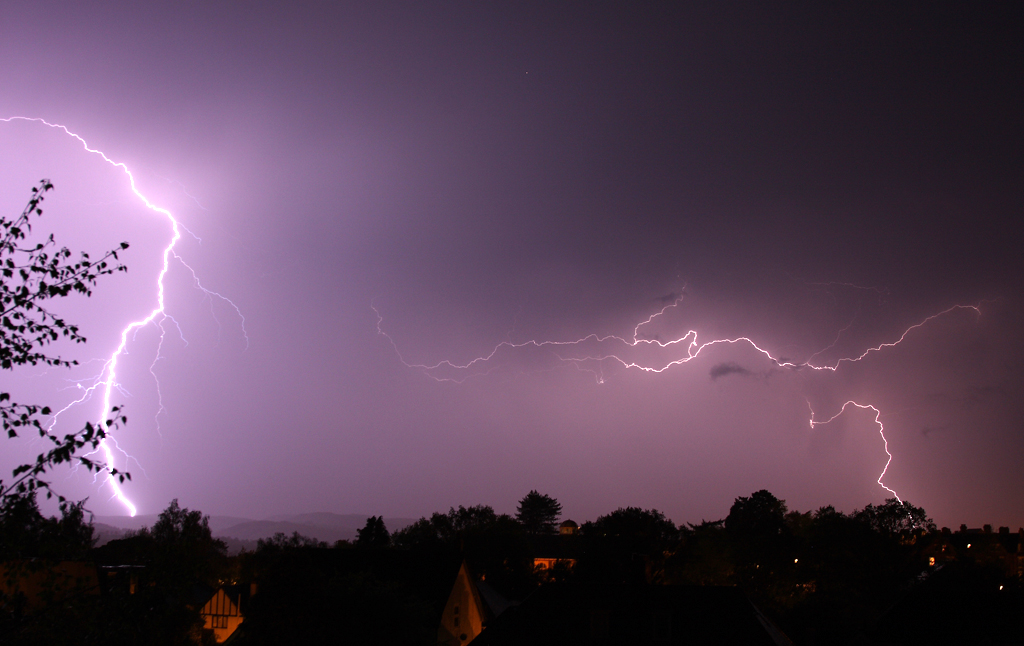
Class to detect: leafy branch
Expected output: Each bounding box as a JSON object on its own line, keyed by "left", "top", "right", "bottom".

{"left": 0, "top": 180, "right": 131, "bottom": 507}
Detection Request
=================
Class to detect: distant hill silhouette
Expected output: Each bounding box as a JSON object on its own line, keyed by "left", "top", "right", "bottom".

{"left": 92, "top": 522, "right": 130, "bottom": 547}
{"left": 93, "top": 512, "right": 417, "bottom": 548}
{"left": 218, "top": 514, "right": 417, "bottom": 544}
{"left": 93, "top": 514, "right": 254, "bottom": 535}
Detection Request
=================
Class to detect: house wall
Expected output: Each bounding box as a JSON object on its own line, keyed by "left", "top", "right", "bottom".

{"left": 201, "top": 587, "right": 244, "bottom": 643}
{"left": 438, "top": 563, "right": 487, "bottom": 645}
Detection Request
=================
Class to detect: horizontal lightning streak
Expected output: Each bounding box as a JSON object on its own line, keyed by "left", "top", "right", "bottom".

{"left": 376, "top": 296, "right": 979, "bottom": 379}
{"left": 375, "top": 293, "right": 982, "bottom": 501}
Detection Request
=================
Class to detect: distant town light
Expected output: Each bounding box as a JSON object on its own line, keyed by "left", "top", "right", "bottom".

{"left": 794, "top": 559, "right": 798, "bottom": 564}
{"left": 967, "top": 543, "right": 971, "bottom": 548}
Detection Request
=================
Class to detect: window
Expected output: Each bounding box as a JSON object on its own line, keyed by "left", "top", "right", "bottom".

{"left": 211, "top": 615, "right": 229, "bottom": 629}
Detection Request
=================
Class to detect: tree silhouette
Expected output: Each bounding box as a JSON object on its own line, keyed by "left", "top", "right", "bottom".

{"left": 725, "top": 489, "right": 788, "bottom": 537}
{"left": 584, "top": 507, "right": 678, "bottom": 550}
{"left": 855, "top": 498, "right": 935, "bottom": 539}
{"left": 578, "top": 507, "right": 678, "bottom": 584}
{"left": 0, "top": 490, "right": 94, "bottom": 560}
{"left": 515, "top": 490, "right": 562, "bottom": 535}
{"left": 145, "top": 499, "right": 228, "bottom": 589}
{"left": 0, "top": 181, "right": 129, "bottom": 507}
{"left": 356, "top": 515, "right": 390, "bottom": 547}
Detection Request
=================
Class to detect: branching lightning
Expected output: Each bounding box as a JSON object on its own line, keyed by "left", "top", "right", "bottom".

{"left": 808, "top": 401, "right": 899, "bottom": 501}
{"left": 375, "top": 291, "right": 982, "bottom": 501}
{"left": 2, "top": 116, "right": 247, "bottom": 516}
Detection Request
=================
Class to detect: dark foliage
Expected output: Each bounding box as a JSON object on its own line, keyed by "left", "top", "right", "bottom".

{"left": 866, "top": 560, "right": 1024, "bottom": 645}
{"left": 665, "top": 520, "right": 732, "bottom": 586}
{"left": 1, "top": 496, "right": 218, "bottom": 646}
{"left": 255, "top": 531, "right": 328, "bottom": 551}
{"left": 3, "top": 482, "right": 1008, "bottom": 646}
{"left": 391, "top": 505, "right": 535, "bottom": 597}
{"left": 515, "top": 490, "right": 562, "bottom": 535}
{"left": 582, "top": 507, "right": 678, "bottom": 550}
{"left": 854, "top": 498, "right": 936, "bottom": 539}
{"left": 725, "top": 489, "right": 788, "bottom": 537}
{"left": 145, "top": 499, "right": 228, "bottom": 589}
{"left": 664, "top": 492, "right": 953, "bottom": 644}
{"left": 0, "top": 491, "right": 94, "bottom": 560}
{"left": 86, "top": 500, "right": 228, "bottom": 645}
{"left": 577, "top": 507, "right": 679, "bottom": 584}
{"left": 237, "top": 547, "right": 451, "bottom": 645}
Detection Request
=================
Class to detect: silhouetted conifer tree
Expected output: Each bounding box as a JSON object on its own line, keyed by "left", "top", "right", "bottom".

{"left": 515, "top": 490, "right": 562, "bottom": 535}
{"left": 356, "top": 515, "right": 390, "bottom": 547}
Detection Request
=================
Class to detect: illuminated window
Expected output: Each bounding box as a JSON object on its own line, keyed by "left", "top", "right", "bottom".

{"left": 212, "top": 615, "right": 229, "bottom": 629}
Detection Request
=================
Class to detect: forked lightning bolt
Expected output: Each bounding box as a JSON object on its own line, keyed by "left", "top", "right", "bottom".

{"left": 809, "top": 401, "right": 900, "bottom": 501}
{"left": 376, "top": 292, "right": 981, "bottom": 501}
{"left": 2, "top": 116, "right": 248, "bottom": 516}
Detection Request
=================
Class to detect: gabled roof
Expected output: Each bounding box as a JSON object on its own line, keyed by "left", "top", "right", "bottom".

{"left": 197, "top": 583, "right": 249, "bottom": 613}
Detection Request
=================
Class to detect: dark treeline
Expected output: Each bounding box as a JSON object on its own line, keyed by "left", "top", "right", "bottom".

{"left": 1, "top": 489, "right": 1021, "bottom": 645}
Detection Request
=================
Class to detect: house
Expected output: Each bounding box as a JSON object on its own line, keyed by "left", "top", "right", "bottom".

{"left": 950, "top": 525, "right": 1024, "bottom": 578}
{"left": 559, "top": 520, "right": 579, "bottom": 535}
{"left": 533, "top": 556, "right": 577, "bottom": 574}
{"left": 199, "top": 584, "right": 251, "bottom": 643}
{"left": 438, "top": 560, "right": 516, "bottom": 645}
{"left": 531, "top": 525, "right": 580, "bottom": 582}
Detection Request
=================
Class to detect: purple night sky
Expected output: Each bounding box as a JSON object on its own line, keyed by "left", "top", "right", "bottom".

{"left": 1, "top": 3, "right": 1020, "bottom": 529}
